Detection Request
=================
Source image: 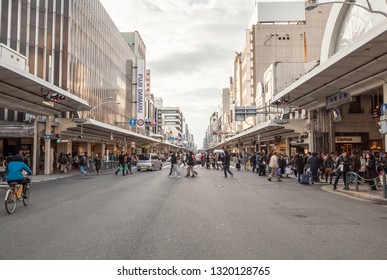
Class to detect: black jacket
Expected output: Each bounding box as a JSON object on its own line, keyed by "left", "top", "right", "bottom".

{"left": 171, "top": 154, "right": 177, "bottom": 165}
{"left": 223, "top": 153, "right": 231, "bottom": 166}
{"left": 296, "top": 156, "right": 305, "bottom": 173}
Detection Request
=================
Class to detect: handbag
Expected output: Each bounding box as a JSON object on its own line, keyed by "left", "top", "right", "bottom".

{"left": 325, "top": 167, "right": 333, "bottom": 174}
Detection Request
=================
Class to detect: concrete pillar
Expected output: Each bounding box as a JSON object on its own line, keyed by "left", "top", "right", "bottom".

{"left": 383, "top": 84, "right": 387, "bottom": 152}
{"left": 66, "top": 141, "right": 72, "bottom": 155}
{"left": 285, "top": 137, "right": 290, "bottom": 156}
{"left": 32, "top": 115, "right": 38, "bottom": 175}
{"left": 44, "top": 116, "right": 52, "bottom": 174}
{"left": 308, "top": 111, "right": 315, "bottom": 152}
{"left": 86, "top": 142, "right": 92, "bottom": 157}
{"left": 101, "top": 143, "right": 106, "bottom": 157}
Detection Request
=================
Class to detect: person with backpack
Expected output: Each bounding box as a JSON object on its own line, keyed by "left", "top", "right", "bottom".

{"left": 185, "top": 152, "right": 198, "bottom": 178}
{"left": 0, "top": 155, "right": 7, "bottom": 182}
{"left": 58, "top": 152, "right": 68, "bottom": 173}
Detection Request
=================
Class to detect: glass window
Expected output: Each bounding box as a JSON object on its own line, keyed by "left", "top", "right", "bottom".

{"left": 1, "top": 0, "right": 9, "bottom": 45}
{"left": 335, "top": 0, "right": 374, "bottom": 53}
{"left": 139, "top": 154, "right": 150, "bottom": 160}
{"left": 8, "top": 110, "right": 15, "bottom": 121}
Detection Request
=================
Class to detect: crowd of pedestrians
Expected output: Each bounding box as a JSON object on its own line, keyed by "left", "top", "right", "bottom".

{"left": 225, "top": 149, "right": 384, "bottom": 191}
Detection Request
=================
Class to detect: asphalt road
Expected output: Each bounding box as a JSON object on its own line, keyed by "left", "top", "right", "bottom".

{"left": 0, "top": 165, "right": 386, "bottom": 260}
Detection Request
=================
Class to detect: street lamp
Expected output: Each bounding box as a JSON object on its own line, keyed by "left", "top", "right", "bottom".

{"left": 89, "top": 97, "right": 120, "bottom": 119}
{"left": 305, "top": 0, "right": 387, "bottom": 17}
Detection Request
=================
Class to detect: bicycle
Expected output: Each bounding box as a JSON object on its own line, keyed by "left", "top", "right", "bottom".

{"left": 4, "top": 180, "right": 30, "bottom": 214}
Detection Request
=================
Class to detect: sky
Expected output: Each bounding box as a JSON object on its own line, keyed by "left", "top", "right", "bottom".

{"left": 99, "top": 0, "right": 256, "bottom": 148}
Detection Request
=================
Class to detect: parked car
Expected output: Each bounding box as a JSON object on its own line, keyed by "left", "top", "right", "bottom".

{"left": 137, "top": 153, "right": 163, "bottom": 171}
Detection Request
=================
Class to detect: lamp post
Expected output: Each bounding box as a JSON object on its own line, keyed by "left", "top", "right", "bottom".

{"left": 89, "top": 97, "right": 120, "bottom": 119}
{"left": 305, "top": 0, "right": 387, "bottom": 18}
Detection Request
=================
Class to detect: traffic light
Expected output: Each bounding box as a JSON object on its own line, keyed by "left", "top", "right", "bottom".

{"left": 46, "top": 92, "right": 65, "bottom": 102}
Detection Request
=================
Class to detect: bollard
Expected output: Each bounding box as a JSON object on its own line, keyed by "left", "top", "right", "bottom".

{"left": 383, "top": 172, "right": 387, "bottom": 199}
{"left": 355, "top": 172, "right": 359, "bottom": 192}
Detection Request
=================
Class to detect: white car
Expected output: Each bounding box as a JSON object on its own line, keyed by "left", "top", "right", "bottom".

{"left": 137, "top": 153, "right": 163, "bottom": 171}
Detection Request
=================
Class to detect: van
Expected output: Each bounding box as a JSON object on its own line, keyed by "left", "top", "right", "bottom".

{"left": 137, "top": 153, "right": 163, "bottom": 171}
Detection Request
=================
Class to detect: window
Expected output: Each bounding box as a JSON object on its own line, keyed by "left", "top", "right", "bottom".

{"left": 139, "top": 154, "right": 150, "bottom": 160}
{"left": 348, "top": 96, "right": 363, "bottom": 113}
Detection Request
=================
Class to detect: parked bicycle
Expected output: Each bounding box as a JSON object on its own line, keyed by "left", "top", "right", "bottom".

{"left": 4, "top": 180, "right": 30, "bottom": 214}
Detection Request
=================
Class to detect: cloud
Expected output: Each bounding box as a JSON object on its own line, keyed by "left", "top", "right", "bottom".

{"left": 99, "top": 0, "right": 255, "bottom": 147}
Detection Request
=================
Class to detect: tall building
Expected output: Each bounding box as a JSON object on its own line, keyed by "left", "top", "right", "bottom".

{"left": 156, "top": 107, "right": 183, "bottom": 146}
{"left": 0, "top": 0, "right": 169, "bottom": 174}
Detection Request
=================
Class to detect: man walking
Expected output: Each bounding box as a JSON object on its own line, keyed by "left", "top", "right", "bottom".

{"left": 268, "top": 152, "right": 281, "bottom": 182}
{"left": 169, "top": 151, "right": 181, "bottom": 178}
{"left": 308, "top": 152, "right": 319, "bottom": 184}
{"left": 185, "top": 151, "right": 198, "bottom": 177}
{"left": 115, "top": 151, "right": 126, "bottom": 176}
{"left": 223, "top": 150, "right": 234, "bottom": 178}
{"left": 79, "top": 152, "right": 88, "bottom": 176}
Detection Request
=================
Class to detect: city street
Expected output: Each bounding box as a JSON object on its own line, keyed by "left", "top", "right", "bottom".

{"left": 0, "top": 166, "right": 386, "bottom": 260}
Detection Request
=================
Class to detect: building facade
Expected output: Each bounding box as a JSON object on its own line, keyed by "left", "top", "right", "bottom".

{"left": 0, "top": 0, "right": 172, "bottom": 173}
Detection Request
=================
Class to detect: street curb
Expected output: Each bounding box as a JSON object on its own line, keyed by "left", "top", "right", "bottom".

{"left": 321, "top": 185, "right": 387, "bottom": 205}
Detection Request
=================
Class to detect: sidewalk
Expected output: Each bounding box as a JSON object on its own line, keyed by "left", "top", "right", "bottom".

{"left": 321, "top": 183, "right": 387, "bottom": 205}
{"left": 231, "top": 163, "right": 387, "bottom": 205}
{"left": 0, "top": 168, "right": 114, "bottom": 187}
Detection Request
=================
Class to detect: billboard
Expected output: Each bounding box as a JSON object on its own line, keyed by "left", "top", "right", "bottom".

{"left": 137, "top": 60, "right": 145, "bottom": 123}
{"left": 257, "top": 0, "right": 305, "bottom": 23}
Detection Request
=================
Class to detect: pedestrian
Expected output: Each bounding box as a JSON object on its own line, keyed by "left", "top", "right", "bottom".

{"left": 94, "top": 153, "right": 102, "bottom": 175}
{"left": 333, "top": 150, "right": 352, "bottom": 190}
{"left": 251, "top": 153, "right": 257, "bottom": 173}
{"left": 169, "top": 151, "right": 181, "bottom": 178}
{"left": 268, "top": 152, "right": 281, "bottom": 182}
{"left": 223, "top": 150, "right": 234, "bottom": 178}
{"left": 79, "top": 152, "right": 88, "bottom": 176}
{"left": 308, "top": 152, "right": 319, "bottom": 184}
{"left": 236, "top": 154, "right": 241, "bottom": 171}
{"left": 185, "top": 152, "right": 198, "bottom": 177}
{"left": 58, "top": 152, "right": 68, "bottom": 173}
{"left": 324, "top": 154, "right": 335, "bottom": 184}
{"left": 67, "top": 153, "right": 73, "bottom": 171}
{"left": 168, "top": 151, "right": 174, "bottom": 176}
{"left": 295, "top": 152, "right": 305, "bottom": 183}
{"left": 0, "top": 155, "right": 7, "bottom": 182}
{"left": 365, "top": 153, "right": 378, "bottom": 190}
{"left": 279, "top": 154, "right": 286, "bottom": 177}
{"left": 73, "top": 153, "right": 79, "bottom": 169}
{"left": 257, "top": 152, "right": 265, "bottom": 176}
{"left": 115, "top": 151, "right": 126, "bottom": 176}
{"left": 126, "top": 153, "right": 133, "bottom": 175}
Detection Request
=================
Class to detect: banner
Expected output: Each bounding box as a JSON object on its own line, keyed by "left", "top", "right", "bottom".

{"left": 137, "top": 60, "right": 145, "bottom": 124}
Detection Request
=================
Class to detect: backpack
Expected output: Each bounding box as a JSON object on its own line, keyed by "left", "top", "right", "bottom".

{"left": 0, "top": 160, "right": 6, "bottom": 172}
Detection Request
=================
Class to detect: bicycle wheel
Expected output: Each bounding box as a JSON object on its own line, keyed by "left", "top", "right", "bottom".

{"left": 5, "top": 189, "right": 17, "bottom": 214}
{"left": 23, "top": 188, "right": 30, "bottom": 206}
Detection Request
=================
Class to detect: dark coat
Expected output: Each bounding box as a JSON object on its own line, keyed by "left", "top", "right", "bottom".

{"left": 308, "top": 155, "right": 319, "bottom": 171}
{"left": 336, "top": 155, "right": 352, "bottom": 173}
{"left": 296, "top": 156, "right": 305, "bottom": 173}
{"left": 365, "top": 159, "right": 378, "bottom": 179}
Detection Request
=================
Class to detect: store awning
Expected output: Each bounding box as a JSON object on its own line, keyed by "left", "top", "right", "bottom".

{"left": 56, "top": 118, "right": 185, "bottom": 150}
{"left": 210, "top": 119, "right": 307, "bottom": 150}
{"left": 0, "top": 60, "right": 91, "bottom": 115}
{"left": 274, "top": 22, "right": 387, "bottom": 110}
{"left": 0, "top": 125, "right": 34, "bottom": 138}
